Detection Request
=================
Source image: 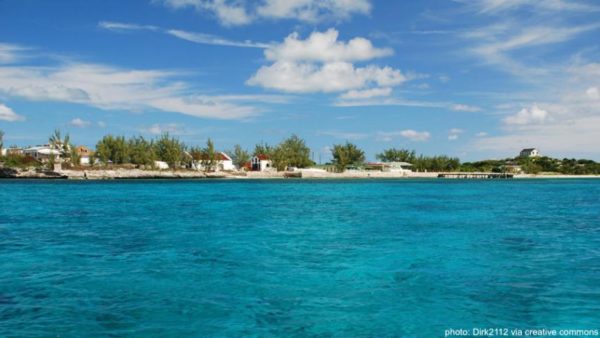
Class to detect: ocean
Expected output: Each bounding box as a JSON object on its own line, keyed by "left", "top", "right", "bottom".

{"left": 1, "top": 179, "right": 600, "bottom": 337}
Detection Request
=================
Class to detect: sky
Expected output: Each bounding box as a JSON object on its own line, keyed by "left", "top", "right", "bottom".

{"left": 0, "top": 0, "right": 599, "bottom": 162}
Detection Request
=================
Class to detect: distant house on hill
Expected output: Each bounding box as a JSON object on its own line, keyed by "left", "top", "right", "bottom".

{"left": 76, "top": 146, "right": 93, "bottom": 165}
{"left": 250, "top": 154, "right": 273, "bottom": 171}
{"left": 519, "top": 148, "right": 540, "bottom": 158}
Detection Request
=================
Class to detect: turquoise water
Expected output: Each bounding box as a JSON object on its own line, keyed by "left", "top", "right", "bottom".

{"left": 1, "top": 179, "right": 600, "bottom": 337}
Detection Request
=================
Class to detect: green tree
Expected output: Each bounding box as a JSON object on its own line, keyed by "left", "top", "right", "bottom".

{"left": 0, "top": 130, "right": 4, "bottom": 157}
{"left": 202, "top": 138, "right": 217, "bottom": 171}
{"left": 375, "top": 148, "right": 416, "bottom": 163}
{"left": 253, "top": 142, "right": 273, "bottom": 157}
{"left": 231, "top": 144, "right": 250, "bottom": 169}
{"left": 154, "top": 133, "right": 185, "bottom": 168}
{"left": 271, "top": 134, "right": 313, "bottom": 171}
{"left": 49, "top": 129, "right": 72, "bottom": 157}
{"left": 95, "top": 135, "right": 129, "bottom": 165}
{"left": 128, "top": 136, "right": 155, "bottom": 167}
{"left": 331, "top": 142, "right": 365, "bottom": 172}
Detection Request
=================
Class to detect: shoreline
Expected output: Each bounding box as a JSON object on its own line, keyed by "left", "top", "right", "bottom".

{"left": 1, "top": 167, "right": 599, "bottom": 180}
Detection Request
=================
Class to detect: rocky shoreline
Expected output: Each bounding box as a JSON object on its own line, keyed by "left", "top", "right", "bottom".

{"left": 1, "top": 167, "right": 599, "bottom": 180}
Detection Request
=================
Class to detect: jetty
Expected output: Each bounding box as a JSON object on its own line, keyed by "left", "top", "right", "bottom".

{"left": 437, "top": 172, "right": 513, "bottom": 179}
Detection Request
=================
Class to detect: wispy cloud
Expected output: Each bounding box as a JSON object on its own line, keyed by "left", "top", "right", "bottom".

{"left": 69, "top": 118, "right": 92, "bottom": 128}
{"left": 0, "top": 58, "right": 268, "bottom": 120}
{"left": 157, "top": 0, "right": 371, "bottom": 26}
{"left": 317, "top": 130, "right": 369, "bottom": 140}
{"left": 458, "top": 0, "right": 600, "bottom": 14}
{"left": 0, "top": 103, "right": 25, "bottom": 122}
{"left": 0, "top": 43, "right": 29, "bottom": 64}
{"left": 165, "top": 29, "right": 270, "bottom": 48}
{"left": 142, "top": 123, "right": 187, "bottom": 135}
{"left": 464, "top": 22, "right": 600, "bottom": 75}
{"left": 448, "top": 128, "right": 464, "bottom": 141}
{"left": 98, "top": 21, "right": 159, "bottom": 32}
{"left": 99, "top": 21, "right": 269, "bottom": 49}
{"left": 376, "top": 130, "right": 431, "bottom": 142}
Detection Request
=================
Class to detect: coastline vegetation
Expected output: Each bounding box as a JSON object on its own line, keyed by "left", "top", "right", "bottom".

{"left": 1, "top": 129, "right": 599, "bottom": 175}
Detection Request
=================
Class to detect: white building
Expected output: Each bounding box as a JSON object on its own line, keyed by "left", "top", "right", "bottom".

{"left": 23, "top": 145, "right": 60, "bottom": 162}
{"left": 388, "top": 161, "right": 413, "bottom": 173}
{"left": 1, "top": 148, "right": 6, "bottom": 157}
{"left": 520, "top": 148, "right": 540, "bottom": 158}
{"left": 190, "top": 152, "right": 236, "bottom": 171}
{"left": 250, "top": 154, "right": 273, "bottom": 171}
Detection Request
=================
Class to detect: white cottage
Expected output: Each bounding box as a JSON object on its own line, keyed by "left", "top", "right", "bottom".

{"left": 191, "top": 152, "right": 235, "bottom": 171}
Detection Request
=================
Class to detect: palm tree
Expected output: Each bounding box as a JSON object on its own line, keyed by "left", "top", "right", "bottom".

{"left": 48, "top": 129, "right": 72, "bottom": 162}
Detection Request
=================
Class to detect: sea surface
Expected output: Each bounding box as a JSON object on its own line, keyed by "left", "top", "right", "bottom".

{"left": 1, "top": 179, "right": 600, "bottom": 337}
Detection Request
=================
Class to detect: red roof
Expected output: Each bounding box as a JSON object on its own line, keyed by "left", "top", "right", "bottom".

{"left": 255, "top": 154, "right": 270, "bottom": 160}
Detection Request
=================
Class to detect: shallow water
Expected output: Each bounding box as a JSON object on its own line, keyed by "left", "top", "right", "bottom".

{"left": 1, "top": 179, "right": 600, "bottom": 337}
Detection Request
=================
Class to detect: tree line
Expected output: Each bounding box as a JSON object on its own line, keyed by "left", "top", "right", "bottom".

{"left": 1, "top": 128, "right": 599, "bottom": 174}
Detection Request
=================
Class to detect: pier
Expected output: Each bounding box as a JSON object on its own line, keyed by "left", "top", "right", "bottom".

{"left": 437, "top": 172, "right": 513, "bottom": 179}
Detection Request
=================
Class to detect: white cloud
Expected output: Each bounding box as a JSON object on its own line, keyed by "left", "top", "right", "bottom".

{"left": 317, "top": 130, "right": 368, "bottom": 140}
{"left": 159, "top": 0, "right": 371, "bottom": 26}
{"left": 340, "top": 87, "right": 392, "bottom": 100}
{"left": 0, "top": 63, "right": 260, "bottom": 120}
{"left": 448, "top": 128, "right": 464, "bottom": 141}
{"left": 160, "top": 0, "right": 251, "bottom": 26}
{"left": 504, "top": 104, "right": 550, "bottom": 125}
{"left": 143, "top": 123, "right": 185, "bottom": 135}
{"left": 0, "top": 103, "right": 25, "bottom": 122}
{"left": 476, "top": 131, "right": 488, "bottom": 137}
{"left": 247, "top": 29, "right": 405, "bottom": 94}
{"left": 265, "top": 29, "right": 391, "bottom": 63}
{"left": 452, "top": 103, "right": 481, "bottom": 112}
{"left": 248, "top": 61, "right": 405, "bottom": 93}
{"left": 376, "top": 129, "right": 431, "bottom": 142}
{"left": 70, "top": 118, "right": 91, "bottom": 128}
{"left": 586, "top": 87, "right": 599, "bottom": 100}
{"left": 257, "top": 0, "right": 371, "bottom": 22}
{"left": 97, "top": 121, "right": 107, "bottom": 128}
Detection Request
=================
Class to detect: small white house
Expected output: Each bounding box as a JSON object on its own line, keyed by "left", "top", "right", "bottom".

{"left": 251, "top": 154, "right": 273, "bottom": 171}
{"left": 23, "top": 145, "right": 60, "bottom": 162}
{"left": 0, "top": 148, "right": 6, "bottom": 157}
{"left": 217, "top": 152, "right": 235, "bottom": 171}
{"left": 520, "top": 148, "right": 540, "bottom": 158}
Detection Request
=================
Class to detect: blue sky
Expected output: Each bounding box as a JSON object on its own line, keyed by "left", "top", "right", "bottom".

{"left": 1, "top": 0, "right": 599, "bottom": 161}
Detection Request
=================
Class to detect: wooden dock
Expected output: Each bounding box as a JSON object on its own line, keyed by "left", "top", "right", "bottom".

{"left": 437, "top": 172, "right": 513, "bottom": 179}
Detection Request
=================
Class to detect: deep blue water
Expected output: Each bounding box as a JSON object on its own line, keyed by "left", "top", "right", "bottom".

{"left": 1, "top": 179, "right": 600, "bottom": 337}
